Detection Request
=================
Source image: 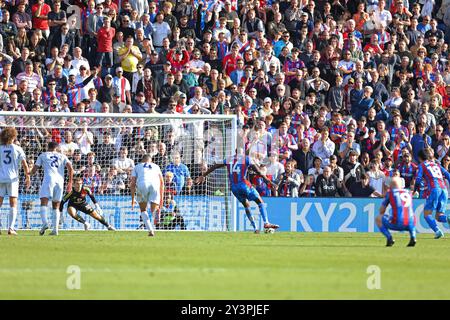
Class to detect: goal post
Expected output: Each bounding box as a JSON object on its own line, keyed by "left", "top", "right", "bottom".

{"left": 0, "top": 112, "right": 238, "bottom": 232}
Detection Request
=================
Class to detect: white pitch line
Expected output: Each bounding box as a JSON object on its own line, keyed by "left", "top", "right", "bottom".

{"left": 0, "top": 267, "right": 228, "bottom": 273}
{"left": 0, "top": 267, "right": 388, "bottom": 273}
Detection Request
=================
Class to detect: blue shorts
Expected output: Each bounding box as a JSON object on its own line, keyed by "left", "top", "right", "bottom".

{"left": 231, "top": 182, "right": 260, "bottom": 204}
{"left": 382, "top": 216, "right": 415, "bottom": 232}
{"left": 424, "top": 187, "right": 448, "bottom": 213}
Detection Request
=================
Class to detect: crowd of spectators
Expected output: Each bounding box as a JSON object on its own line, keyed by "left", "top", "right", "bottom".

{"left": 2, "top": 0, "right": 450, "bottom": 198}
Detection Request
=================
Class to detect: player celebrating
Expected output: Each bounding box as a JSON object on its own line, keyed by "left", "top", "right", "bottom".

{"left": 195, "top": 153, "right": 279, "bottom": 233}
{"left": 377, "top": 177, "right": 417, "bottom": 247}
{"left": 59, "top": 176, "right": 116, "bottom": 231}
{"left": 130, "top": 154, "right": 164, "bottom": 237}
{"left": 0, "top": 128, "right": 31, "bottom": 235}
{"left": 30, "top": 141, "right": 74, "bottom": 236}
{"left": 414, "top": 148, "right": 450, "bottom": 239}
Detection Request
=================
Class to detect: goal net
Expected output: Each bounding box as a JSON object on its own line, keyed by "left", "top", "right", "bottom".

{"left": 0, "top": 112, "right": 237, "bottom": 231}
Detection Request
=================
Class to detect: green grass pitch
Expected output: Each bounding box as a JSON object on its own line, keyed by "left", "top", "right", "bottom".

{"left": 1, "top": 231, "right": 450, "bottom": 299}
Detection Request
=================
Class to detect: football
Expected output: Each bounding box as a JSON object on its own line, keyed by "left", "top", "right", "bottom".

{"left": 265, "top": 228, "right": 275, "bottom": 234}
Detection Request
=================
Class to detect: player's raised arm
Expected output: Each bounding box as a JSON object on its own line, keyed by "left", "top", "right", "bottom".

{"left": 130, "top": 175, "right": 137, "bottom": 209}
{"left": 85, "top": 186, "right": 98, "bottom": 205}
{"left": 413, "top": 164, "right": 423, "bottom": 194}
{"left": 59, "top": 190, "right": 72, "bottom": 212}
{"left": 21, "top": 158, "right": 31, "bottom": 190}
{"left": 250, "top": 163, "right": 277, "bottom": 188}
{"left": 195, "top": 163, "right": 226, "bottom": 184}
{"left": 159, "top": 172, "right": 164, "bottom": 208}
{"left": 29, "top": 162, "right": 40, "bottom": 176}
{"left": 379, "top": 192, "right": 390, "bottom": 216}
{"left": 85, "top": 186, "right": 103, "bottom": 213}
{"left": 439, "top": 164, "right": 450, "bottom": 183}
{"left": 65, "top": 161, "right": 74, "bottom": 192}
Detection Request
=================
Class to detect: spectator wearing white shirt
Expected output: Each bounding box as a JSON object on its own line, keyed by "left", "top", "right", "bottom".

{"left": 112, "top": 66, "right": 131, "bottom": 104}
{"left": 74, "top": 123, "right": 94, "bottom": 155}
{"left": 60, "top": 131, "right": 79, "bottom": 157}
{"left": 74, "top": 65, "right": 95, "bottom": 100}
{"left": 189, "top": 86, "right": 209, "bottom": 110}
{"left": 259, "top": 48, "right": 281, "bottom": 74}
{"left": 385, "top": 87, "right": 403, "bottom": 110}
{"left": 189, "top": 49, "right": 205, "bottom": 80}
{"left": 213, "top": 17, "right": 232, "bottom": 43}
{"left": 69, "top": 47, "right": 90, "bottom": 76}
{"left": 307, "top": 157, "right": 324, "bottom": 182}
{"left": 15, "top": 61, "right": 43, "bottom": 94}
{"left": 112, "top": 146, "right": 135, "bottom": 182}
{"left": 266, "top": 151, "right": 285, "bottom": 182}
{"left": 367, "top": 160, "right": 386, "bottom": 196}
{"left": 371, "top": 0, "right": 392, "bottom": 29}
{"left": 312, "top": 127, "right": 336, "bottom": 167}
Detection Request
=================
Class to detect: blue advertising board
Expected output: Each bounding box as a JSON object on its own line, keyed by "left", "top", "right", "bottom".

{"left": 238, "top": 197, "right": 447, "bottom": 234}
{"left": 0, "top": 195, "right": 446, "bottom": 233}
{"left": 0, "top": 195, "right": 231, "bottom": 231}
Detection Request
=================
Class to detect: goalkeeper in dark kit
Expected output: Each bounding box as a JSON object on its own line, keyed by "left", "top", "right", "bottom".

{"left": 60, "top": 176, "right": 116, "bottom": 231}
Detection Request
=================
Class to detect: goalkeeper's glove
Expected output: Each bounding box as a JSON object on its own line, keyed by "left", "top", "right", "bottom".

{"left": 94, "top": 203, "right": 103, "bottom": 215}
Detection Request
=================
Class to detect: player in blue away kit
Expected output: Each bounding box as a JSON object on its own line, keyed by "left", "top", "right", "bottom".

{"left": 378, "top": 177, "right": 417, "bottom": 247}
{"left": 196, "top": 154, "right": 279, "bottom": 233}
{"left": 413, "top": 148, "right": 450, "bottom": 239}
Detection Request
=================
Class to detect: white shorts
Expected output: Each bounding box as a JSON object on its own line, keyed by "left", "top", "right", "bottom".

{"left": 39, "top": 182, "right": 64, "bottom": 202}
{"left": 136, "top": 185, "right": 160, "bottom": 205}
{"left": 0, "top": 181, "right": 19, "bottom": 198}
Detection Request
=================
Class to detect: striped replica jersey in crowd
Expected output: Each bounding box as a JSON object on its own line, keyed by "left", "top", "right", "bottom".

{"left": 415, "top": 160, "right": 450, "bottom": 190}
{"left": 397, "top": 161, "right": 418, "bottom": 187}
{"left": 0, "top": 144, "right": 26, "bottom": 183}
{"left": 382, "top": 189, "right": 416, "bottom": 227}
{"left": 223, "top": 155, "right": 254, "bottom": 187}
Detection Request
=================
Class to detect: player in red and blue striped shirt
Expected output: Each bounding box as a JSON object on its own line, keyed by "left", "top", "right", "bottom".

{"left": 414, "top": 148, "right": 450, "bottom": 239}
{"left": 396, "top": 152, "right": 417, "bottom": 188}
{"left": 378, "top": 177, "right": 416, "bottom": 247}
{"left": 196, "top": 153, "right": 280, "bottom": 233}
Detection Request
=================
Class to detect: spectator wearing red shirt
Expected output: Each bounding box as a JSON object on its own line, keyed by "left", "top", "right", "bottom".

{"left": 103, "top": 0, "right": 119, "bottom": 15}
{"left": 443, "top": 85, "right": 450, "bottom": 109}
{"left": 222, "top": 44, "right": 242, "bottom": 76}
{"left": 166, "top": 48, "right": 189, "bottom": 74}
{"left": 32, "top": 0, "right": 51, "bottom": 38}
{"left": 96, "top": 16, "right": 116, "bottom": 69}
{"left": 363, "top": 34, "right": 384, "bottom": 55}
